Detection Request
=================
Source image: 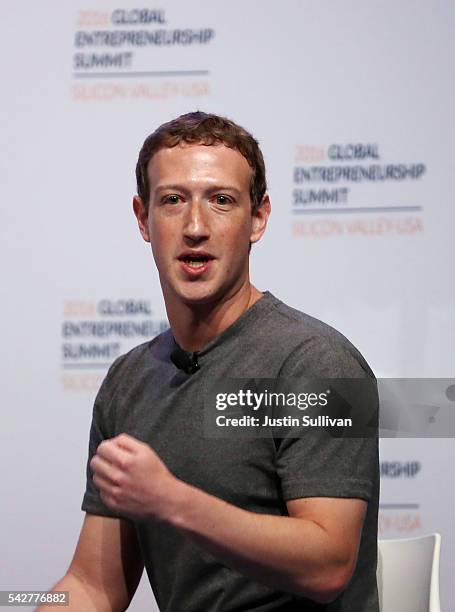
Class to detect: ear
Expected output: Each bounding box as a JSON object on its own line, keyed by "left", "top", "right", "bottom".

{"left": 250, "top": 194, "right": 271, "bottom": 245}
{"left": 133, "top": 196, "right": 151, "bottom": 243}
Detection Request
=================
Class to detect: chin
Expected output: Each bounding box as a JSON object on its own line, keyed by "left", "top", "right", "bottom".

{"left": 164, "top": 275, "right": 244, "bottom": 307}
{"left": 180, "top": 292, "right": 220, "bottom": 307}
{"left": 174, "top": 285, "right": 220, "bottom": 306}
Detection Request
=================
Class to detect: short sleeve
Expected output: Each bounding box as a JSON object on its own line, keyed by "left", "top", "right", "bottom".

{"left": 276, "top": 432, "right": 378, "bottom": 502}
{"left": 275, "top": 337, "right": 379, "bottom": 502}
{"left": 81, "top": 359, "right": 124, "bottom": 518}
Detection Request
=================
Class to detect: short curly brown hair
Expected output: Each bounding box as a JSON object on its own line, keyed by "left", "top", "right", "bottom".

{"left": 136, "top": 111, "right": 267, "bottom": 212}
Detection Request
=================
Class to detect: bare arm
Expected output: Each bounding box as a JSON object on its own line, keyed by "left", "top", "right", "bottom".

{"left": 92, "top": 434, "right": 367, "bottom": 604}
{"left": 168, "top": 482, "right": 366, "bottom": 604}
{"left": 37, "top": 513, "right": 143, "bottom": 611}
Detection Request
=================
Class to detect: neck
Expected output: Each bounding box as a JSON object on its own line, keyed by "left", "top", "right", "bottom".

{"left": 164, "top": 282, "right": 263, "bottom": 352}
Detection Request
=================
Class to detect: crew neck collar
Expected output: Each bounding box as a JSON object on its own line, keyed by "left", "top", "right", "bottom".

{"left": 171, "top": 291, "right": 279, "bottom": 358}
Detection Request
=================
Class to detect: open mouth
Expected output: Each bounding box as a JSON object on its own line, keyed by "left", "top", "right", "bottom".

{"left": 178, "top": 254, "right": 214, "bottom": 269}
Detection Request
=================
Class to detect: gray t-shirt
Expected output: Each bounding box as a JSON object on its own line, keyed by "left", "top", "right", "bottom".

{"left": 82, "top": 291, "right": 379, "bottom": 611}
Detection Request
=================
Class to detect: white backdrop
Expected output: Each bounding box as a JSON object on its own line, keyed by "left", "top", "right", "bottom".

{"left": 1, "top": 1, "right": 454, "bottom": 609}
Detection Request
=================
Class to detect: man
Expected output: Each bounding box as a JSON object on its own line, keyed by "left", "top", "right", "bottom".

{"left": 41, "top": 112, "right": 379, "bottom": 611}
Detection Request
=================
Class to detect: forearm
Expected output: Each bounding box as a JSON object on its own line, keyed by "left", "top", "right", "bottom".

{"left": 90, "top": 434, "right": 363, "bottom": 603}
{"left": 36, "top": 571, "right": 125, "bottom": 612}
{"left": 168, "top": 482, "right": 353, "bottom": 603}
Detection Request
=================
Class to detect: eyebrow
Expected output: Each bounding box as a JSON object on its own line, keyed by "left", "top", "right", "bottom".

{"left": 154, "top": 184, "right": 242, "bottom": 197}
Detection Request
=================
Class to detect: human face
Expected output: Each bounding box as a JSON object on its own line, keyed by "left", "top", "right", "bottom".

{"left": 133, "top": 143, "right": 270, "bottom": 306}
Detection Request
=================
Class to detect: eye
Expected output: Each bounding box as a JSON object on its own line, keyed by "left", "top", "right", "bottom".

{"left": 163, "top": 194, "right": 181, "bottom": 205}
{"left": 214, "top": 195, "right": 232, "bottom": 206}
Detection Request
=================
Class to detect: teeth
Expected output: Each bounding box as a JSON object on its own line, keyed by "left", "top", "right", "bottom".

{"left": 186, "top": 259, "right": 206, "bottom": 268}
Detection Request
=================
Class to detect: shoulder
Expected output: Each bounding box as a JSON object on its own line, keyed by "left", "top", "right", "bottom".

{"left": 95, "top": 328, "right": 173, "bottom": 405}
{"left": 265, "top": 295, "right": 374, "bottom": 379}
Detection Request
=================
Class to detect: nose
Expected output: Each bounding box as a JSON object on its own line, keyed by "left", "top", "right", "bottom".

{"left": 183, "top": 200, "right": 210, "bottom": 244}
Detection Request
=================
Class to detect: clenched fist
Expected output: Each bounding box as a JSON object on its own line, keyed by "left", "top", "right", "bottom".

{"left": 90, "top": 433, "right": 180, "bottom": 521}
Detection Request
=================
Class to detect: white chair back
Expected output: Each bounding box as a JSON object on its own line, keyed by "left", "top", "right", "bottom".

{"left": 377, "top": 533, "right": 441, "bottom": 612}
